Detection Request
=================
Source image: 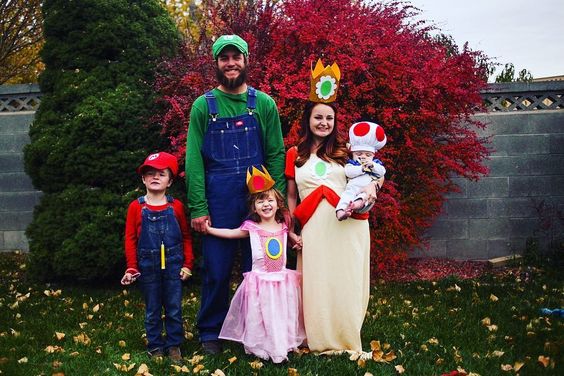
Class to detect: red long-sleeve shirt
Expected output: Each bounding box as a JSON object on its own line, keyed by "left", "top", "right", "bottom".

{"left": 124, "top": 198, "right": 194, "bottom": 272}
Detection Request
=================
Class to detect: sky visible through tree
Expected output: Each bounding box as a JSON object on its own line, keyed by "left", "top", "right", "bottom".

{"left": 408, "top": 0, "right": 564, "bottom": 80}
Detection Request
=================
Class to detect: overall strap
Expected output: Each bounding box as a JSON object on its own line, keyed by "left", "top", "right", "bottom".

{"left": 204, "top": 91, "right": 219, "bottom": 122}
{"left": 137, "top": 196, "right": 146, "bottom": 204}
{"left": 246, "top": 87, "right": 257, "bottom": 115}
{"left": 166, "top": 195, "right": 174, "bottom": 203}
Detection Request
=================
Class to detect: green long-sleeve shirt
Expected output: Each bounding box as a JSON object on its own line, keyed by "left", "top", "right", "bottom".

{"left": 186, "top": 88, "right": 286, "bottom": 219}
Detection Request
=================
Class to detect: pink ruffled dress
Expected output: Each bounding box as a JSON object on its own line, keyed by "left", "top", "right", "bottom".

{"left": 219, "top": 220, "right": 306, "bottom": 363}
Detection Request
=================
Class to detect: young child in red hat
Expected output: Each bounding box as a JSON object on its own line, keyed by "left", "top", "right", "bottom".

{"left": 121, "top": 152, "right": 194, "bottom": 364}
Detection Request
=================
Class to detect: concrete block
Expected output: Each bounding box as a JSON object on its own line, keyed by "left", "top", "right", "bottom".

{"left": 0, "top": 153, "right": 25, "bottom": 173}
{"left": 446, "top": 199, "right": 488, "bottom": 218}
{"left": 487, "top": 198, "right": 538, "bottom": 218}
{"left": 0, "top": 192, "right": 42, "bottom": 212}
{"left": 467, "top": 177, "right": 508, "bottom": 198}
{"left": 487, "top": 240, "right": 516, "bottom": 259}
{"left": 491, "top": 134, "right": 550, "bottom": 156}
{"left": 424, "top": 219, "right": 467, "bottom": 239}
{"left": 473, "top": 112, "right": 562, "bottom": 135}
{"left": 446, "top": 239, "right": 488, "bottom": 259}
{"left": 509, "top": 218, "right": 540, "bottom": 238}
{"left": 0, "top": 133, "right": 31, "bottom": 153}
{"left": 2, "top": 231, "right": 29, "bottom": 251}
{"left": 488, "top": 155, "right": 564, "bottom": 176}
{"left": 444, "top": 178, "right": 468, "bottom": 198}
{"left": 0, "top": 113, "right": 34, "bottom": 134}
{"left": 411, "top": 240, "right": 447, "bottom": 258}
{"left": 0, "top": 172, "right": 37, "bottom": 192}
{"left": 0, "top": 211, "right": 33, "bottom": 230}
{"left": 488, "top": 254, "right": 522, "bottom": 267}
{"left": 549, "top": 133, "right": 564, "bottom": 153}
{"left": 509, "top": 176, "right": 563, "bottom": 197}
{"left": 468, "top": 218, "right": 511, "bottom": 240}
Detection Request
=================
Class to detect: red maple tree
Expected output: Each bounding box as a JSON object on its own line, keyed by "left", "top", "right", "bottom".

{"left": 153, "top": 0, "right": 490, "bottom": 274}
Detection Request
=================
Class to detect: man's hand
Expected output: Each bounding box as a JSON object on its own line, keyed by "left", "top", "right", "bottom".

{"left": 191, "top": 215, "right": 210, "bottom": 234}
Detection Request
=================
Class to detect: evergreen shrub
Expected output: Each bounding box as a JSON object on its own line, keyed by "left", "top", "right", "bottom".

{"left": 24, "top": 0, "right": 180, "bottom": 282}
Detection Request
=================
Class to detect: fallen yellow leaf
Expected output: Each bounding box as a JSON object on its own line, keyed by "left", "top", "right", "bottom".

{"left": 211, "top": 370, "right": 225, "bottom": 376}
{"left": 500, "top": 363, "right": 513, "bottom": 371}
{"left": 491, "top": 350, "right": 504, "bottom": 357}
{"left": 122, "top": 353, "right": 131, "bottom": 361}
{"left": 370, "top": 340, "right": 381, "bottom": 351}
{"left": 18, "top": 357, "right": 28, "bottom": 364}
{"left": 228, "top": 356, "right": 237, "bottom": 364}
{"left": 538, "top": 355, "right": 550, "bottom": 368}
{"left": 249, "top": 359, "right": 263, "bottom": 369}
{"left": 73, "top": 333, "right": 91, "bottom": 346}
{"left": 288, "top": 368, "right": 299, "bottom": 376}
{"left": 188, "top": 354, "right": 204, "bottom": 365}
{"left": 514, "top": 361, "right": 525, "bottom": 371}
{"left": 119, "top": 340, "right": 126, "bottom": 347}
{"left": 489, "top": 294, "right": 499, "bottom": 302}
{"left": 136, "top": 363, "right": 151, "bottom": 376}
{"left": 92, "top": 304, "right": 100, "bottom": 313}
{"left": 357, "top": 358, "right": 366, "bottom": 368}
{"left": 394, "top": 364, "right": 405, "bottom": 373}
{"left": 193, "top": 364, "right": 205, "bottom": 373}
{"left": 427, "top": 337, "right": 439, "bottom": 345}
{"left": 55, "top": 332, "right": 65, "bottom": 340}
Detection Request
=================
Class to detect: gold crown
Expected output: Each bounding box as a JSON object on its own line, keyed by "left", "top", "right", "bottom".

{"left": 309, "top": 58, "right": 341, "bottom": 103}
{"left": 246, "top": 165, "right": 275, "bottom": 194}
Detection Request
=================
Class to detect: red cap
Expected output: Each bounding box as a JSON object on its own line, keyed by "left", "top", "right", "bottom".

{"left": 137, "top": 152, "right": 178, "bottom": 177}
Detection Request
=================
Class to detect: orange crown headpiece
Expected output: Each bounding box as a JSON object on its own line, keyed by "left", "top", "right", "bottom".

{"left": 309, "top": 58, "right": 341, "bottom": 103}
{"left": 246, "top": 165, "right": 275, "bottom": 194}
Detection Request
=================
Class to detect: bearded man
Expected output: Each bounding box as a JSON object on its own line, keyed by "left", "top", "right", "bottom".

{"left": 185, "top": 34, "right": 286, "bottom": 354}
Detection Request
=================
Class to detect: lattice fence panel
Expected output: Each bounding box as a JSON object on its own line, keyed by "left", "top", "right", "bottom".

{"left": 0, "top": 93, "right": 42, "bottom": 112}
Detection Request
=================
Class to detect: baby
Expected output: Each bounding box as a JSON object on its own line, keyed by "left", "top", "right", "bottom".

{"left": 336, "top": 121, "right": 386, "bottom": 221}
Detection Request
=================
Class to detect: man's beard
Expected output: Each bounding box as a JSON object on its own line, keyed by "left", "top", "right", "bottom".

{"left": 216, "top": 66, "right": 247, "bottom": 90}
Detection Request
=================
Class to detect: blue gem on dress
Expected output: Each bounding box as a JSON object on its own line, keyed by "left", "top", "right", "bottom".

{"left": 265, "top": 237, "right": 282, "bottom": 260}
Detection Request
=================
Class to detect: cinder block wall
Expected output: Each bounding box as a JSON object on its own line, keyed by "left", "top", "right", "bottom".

{"left": 0, "top": 84, "right": 42, "bottom": 251}
{"left": 1, "top": 82, "right": 563, "bottom": 259}
{"left": 414, "top": 82, "right": 564, "bottom": 260}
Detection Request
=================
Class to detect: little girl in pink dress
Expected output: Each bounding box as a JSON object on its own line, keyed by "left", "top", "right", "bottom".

{"left": 206, "top": 167, "right": 305, "bottom": 363}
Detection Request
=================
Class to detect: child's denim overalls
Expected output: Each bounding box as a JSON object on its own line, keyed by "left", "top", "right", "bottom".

{"left": 196, "top": 87, "right": 264, "bottom": 342}
{"left": 137, "top": 196, "right": 184, "bottom": 352}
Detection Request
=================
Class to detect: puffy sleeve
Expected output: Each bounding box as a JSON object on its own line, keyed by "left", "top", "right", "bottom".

{"left": 285, "top": 146, "right": 298, "bottom": 179}
{"left": 239, "top": 220, "right": 256, "bottom": 232}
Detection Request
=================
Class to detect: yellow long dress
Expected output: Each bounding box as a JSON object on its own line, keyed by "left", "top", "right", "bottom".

{"left": 294, "top": 154, "right": 370, "bottom": 353}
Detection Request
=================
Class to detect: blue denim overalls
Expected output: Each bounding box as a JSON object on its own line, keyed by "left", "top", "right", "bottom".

{"left": 196, "top": 87, "right": 264, "bottom": 342}
{"left": 137, "top": 195, "right": 184, "bottom": 352}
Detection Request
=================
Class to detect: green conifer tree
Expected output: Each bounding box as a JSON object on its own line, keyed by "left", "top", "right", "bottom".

{"left": 23, "top": 0, "right": 179, "bottom": 282}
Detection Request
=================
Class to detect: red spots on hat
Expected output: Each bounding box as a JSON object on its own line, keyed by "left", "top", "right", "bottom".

{"left": 235, "top": 120, "right": 244, "bottom": 127}
{"left": 352, "top": 122, "right": 370, "bottom": 136}
{"left": 252, "top": 176, "right": 265, "bottom": 190}
{"left": 375, "top": 125, "right": 386, "bottom": 142}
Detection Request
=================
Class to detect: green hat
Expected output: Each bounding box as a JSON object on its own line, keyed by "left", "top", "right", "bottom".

{"left": 212, "top": 35, "right": 248, "bottom": 59}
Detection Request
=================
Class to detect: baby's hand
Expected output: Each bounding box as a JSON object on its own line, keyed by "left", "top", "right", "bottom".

{"left": 180, "top": 267, "right": 192, "bottom": 281}
{"left": 120, "top": 269, "right": 140, "bottom": 285}
{"left": 362, "top": 160, "right": 374, "bottom": 169}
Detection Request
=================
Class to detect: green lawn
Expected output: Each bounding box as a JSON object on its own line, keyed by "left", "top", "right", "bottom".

{"left": 0, "top": 252, "right": 561, "bottom": 375}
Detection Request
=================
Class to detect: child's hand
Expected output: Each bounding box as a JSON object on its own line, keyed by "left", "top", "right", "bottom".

{"left": 180, "top": 267, "right": 192, "bottom": 281}
{"left": 121, "top": 269, "right": 140, "bottom": 285}
{"left": 289, "top": 232, "right": 303, "bottom": 251}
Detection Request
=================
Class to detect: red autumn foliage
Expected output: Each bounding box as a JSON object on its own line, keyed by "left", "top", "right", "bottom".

{"left": 152, "top": 0, "right": 490, "bottom": 275}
